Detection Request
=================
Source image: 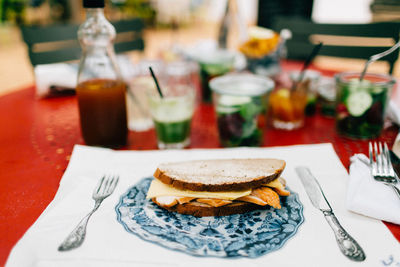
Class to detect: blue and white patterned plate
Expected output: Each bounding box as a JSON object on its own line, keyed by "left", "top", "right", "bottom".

{"left": 115, "top": 177, "right": 304, "bottom": 258}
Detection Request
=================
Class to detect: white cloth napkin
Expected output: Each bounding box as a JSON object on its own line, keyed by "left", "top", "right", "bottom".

{"left": 347, "top": 154, "right": 400, "bottom": 225}
{"left": 34, "top": 63, "right": 78, "bottom": 97}
{"left": 34, "top": 55, "right": 135, "bottom": 98}
{"left": 385, "top": 79, "right": 400, "bottom": 126}
{"left": 6, "top": 144, "right": 400, "bottom": 267}
{"left": 387, "top": 99, "right": 400, "bottom": 126}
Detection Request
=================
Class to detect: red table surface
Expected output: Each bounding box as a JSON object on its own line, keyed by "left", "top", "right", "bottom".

{"left": 1, "top": 60, "right": 399, "bottom": 265}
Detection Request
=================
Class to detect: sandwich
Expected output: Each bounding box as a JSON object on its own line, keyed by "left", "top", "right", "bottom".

{"left": 146, "top": 158, "right": 290, "bottom": 217}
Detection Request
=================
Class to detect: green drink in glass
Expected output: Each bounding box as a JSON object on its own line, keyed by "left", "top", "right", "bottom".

{"left": 210, "top": 73, "right": 274, "bottom": 147}
{"left": 335, "top": 72, "right": 395, "bottom": 139}
{"left": 148, "top": 85, "right": 195, "bottom": 149}
{"left": 153, "top": 118, "right": 192, "bottom": 144}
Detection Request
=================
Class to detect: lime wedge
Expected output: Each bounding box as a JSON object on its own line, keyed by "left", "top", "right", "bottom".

{"left": 345, "top": 91, "right": 373, "bottom": 117}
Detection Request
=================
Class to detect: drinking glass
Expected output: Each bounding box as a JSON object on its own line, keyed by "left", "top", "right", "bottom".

{"left": 125, "top": 60, "right": 164, "bottom": 131}
{"left": 289, "top": 70, "right": 321, "bottom": 115}
{"left": 318, "top": 77, "right": 336, "bottom": 117}
{"left": 210, "top": 73, "right": 274, "bottom": 147}
{"left": 147, "top": 61, "right": 196, "bottom": 149}
{"left": 268, "top": 87, "right": 308, "bottom": 130}
{"left": 335, "top": 72, "right": 395, "bottom": 139}
{"left": 194, "top": 49, "right": 236, "bottom": 102}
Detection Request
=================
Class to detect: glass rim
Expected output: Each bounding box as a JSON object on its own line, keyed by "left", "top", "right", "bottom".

{"left": 334, "top": 71, "right": 396, "bottom": 86}
{"left": 193, "top": 49, "right": 237, "bottom": 65}
{"left": 289, "top": 69, "right": 321, "bottom": 80}
{"left": 146, "top": 84, "right": 195, "bottom": 100}
{"left": 209, "top": 73, "right": 275, "bottom": 96}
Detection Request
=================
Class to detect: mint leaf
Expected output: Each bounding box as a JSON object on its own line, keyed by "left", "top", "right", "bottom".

{"left": 239, "top": 102, "right": 262, "bottom": 121}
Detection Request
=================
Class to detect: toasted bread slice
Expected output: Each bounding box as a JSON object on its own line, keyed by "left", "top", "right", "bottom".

{"left": 154, "top": 158, "right": 285, "bottom": 192}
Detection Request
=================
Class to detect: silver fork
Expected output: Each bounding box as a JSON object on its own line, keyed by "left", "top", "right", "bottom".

{"left": 58, "top": 175, "right": 119, "bottom": 251}
{"left": 369, "top": 142, "right": 400, "bottom": 199}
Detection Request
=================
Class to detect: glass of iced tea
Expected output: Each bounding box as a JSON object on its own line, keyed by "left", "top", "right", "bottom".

{"left": 268, "top": 86, "right": 308, "bottom": 130}
{"left": 335, "top": 72, "right": 395, "bottom": 139}
{"left": 76, "top": 78, "right": 128, "bottom": 148}
{"left": 289, "top": 70, "right": 321, "bottom": 115}
{"left": 210, "top": 73, "right": 274, "bottom": 147}
{"left": 147, "top": 62, "right": 196, "bottom": 149}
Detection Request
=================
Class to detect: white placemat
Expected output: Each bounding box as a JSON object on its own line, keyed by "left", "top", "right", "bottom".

{"left": 6, "top": 143, "right": 400, "bottom": 267}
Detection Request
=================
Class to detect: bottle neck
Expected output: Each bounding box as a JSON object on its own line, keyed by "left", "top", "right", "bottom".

{"left": 85, "top": 8, "right": 105, "bottom": 20}
{"left": 79, "top": 6, "right": 115, "bottom": 46}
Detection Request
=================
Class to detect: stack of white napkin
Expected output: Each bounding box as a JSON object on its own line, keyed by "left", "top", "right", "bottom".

{"left": 34, "top": 63, "right": 78, "bottom": 98}
{"left": 347, "top": 154, "right": 400, "bottom": 224}
{"left": 34, "top": 55, "right": 135, "bottom": 98}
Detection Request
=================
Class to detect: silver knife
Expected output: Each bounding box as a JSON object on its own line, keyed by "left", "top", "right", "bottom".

{"left": 295, "top": 166, "right": 366, "bottom": 261}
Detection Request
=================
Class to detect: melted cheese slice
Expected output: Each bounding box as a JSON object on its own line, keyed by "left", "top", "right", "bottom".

{"left": 147, "top": 178, "right": 285, "bottom": 201}
{"left": 262, "top": 178, "right": 285, "bottom": 191}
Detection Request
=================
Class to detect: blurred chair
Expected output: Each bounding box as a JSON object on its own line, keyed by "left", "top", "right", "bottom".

{"left": 272, "top": 17, "right": 400, "bottom": 74}
{"left": 20, "top": 18, "right": 144, "bottom": 66}
{"left": 257, "top": 0, "right": 314, "bottom": 29}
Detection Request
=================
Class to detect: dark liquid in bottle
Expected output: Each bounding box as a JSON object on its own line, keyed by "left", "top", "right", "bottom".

{"left": 76, "top": 78, "right": 128, "bottom": 148}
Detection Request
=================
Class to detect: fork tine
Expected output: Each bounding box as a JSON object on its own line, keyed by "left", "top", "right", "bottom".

{"left": 373, "top": 142, "right": 378, "bottom": 173}
{"left": 381, "top": 142, "right": 388, "bottom": 176}
{"left": 379, "top": 142, "right": 389, "bottom": 176}
{"left": 384, "top": 142, "right": 395, "bottom": 177}
{"left": 369, "top": 142, "right": 373, "bottom": 165}
{"left": 95, "top": 176, "right": 105, "bottom": 194}
{"left": 374, "top": 142, "right": 382, "bottom": 176}
{"left": 379, "top": 142, "right": 385, "bottom": 175}
{"left": 103, "top": 177, "right": 112, "bottom": 194}
{"left": 107, "top": 176, "right": 115, "bottom": 193}
{"left": 369, "top": 142, "right": 377, "bottom": 176}
{"left": 110, "top": 176, "right": 119, "bottom": 192}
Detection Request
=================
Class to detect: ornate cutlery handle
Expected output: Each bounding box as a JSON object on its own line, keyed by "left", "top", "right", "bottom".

{"left": 58, "top": 200, "right": 102, "bottom": 251}
{"left": 323, "top": 210, "right": 366, "bottom": 261}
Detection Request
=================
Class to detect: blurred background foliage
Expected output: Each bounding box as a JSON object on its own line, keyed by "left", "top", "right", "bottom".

{"left": 0, "top": 0, "right": 210, "bottom": 27}
{"left": 0, "top": 0, "right": 158, "bottom": 25}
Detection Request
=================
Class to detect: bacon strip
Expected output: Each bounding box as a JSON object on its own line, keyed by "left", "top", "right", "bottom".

{"left": 236, "top": 195, "right": 268, "bottom": 206}
{"left": 251, "top": 187, "right": 281, "bottom": 209}
{"left": 177, "top": 197, "right": 195, "bottom": 204}
{"left": 274, "top": 187, "right": 290, "bottom": 196}
{"left": 196, "top": 198, "right": 232, "bottom": 207}
{"left": 153, "top": 185, "right": 288, "bottom": 209}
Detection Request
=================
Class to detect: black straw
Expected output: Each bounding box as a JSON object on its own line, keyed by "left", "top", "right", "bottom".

{"left": 149, "top": 66, "right": 163, "bottom": 98}
{"left": 292, "top": 42, "right": 323, "bottom": 91}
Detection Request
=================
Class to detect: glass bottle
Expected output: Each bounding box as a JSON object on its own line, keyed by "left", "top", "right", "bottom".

{"left": 76, "top": 0, "right": 128, "bottom": 148}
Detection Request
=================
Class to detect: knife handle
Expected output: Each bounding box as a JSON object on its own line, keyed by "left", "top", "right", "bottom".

{"left": 323, "top": 210, "right": 366, "bottom": 261}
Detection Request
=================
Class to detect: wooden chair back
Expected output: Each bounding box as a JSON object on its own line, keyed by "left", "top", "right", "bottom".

{"left": 21, "top": 18, "right": 144, "bottom": 66}
{"left": 272, "top": 17, "right": 400, "bottom": 74}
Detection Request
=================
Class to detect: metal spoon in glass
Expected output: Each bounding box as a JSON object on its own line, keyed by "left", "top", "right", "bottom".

{"left": 360, "top": 41, "right": 400, "bottom": 81}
